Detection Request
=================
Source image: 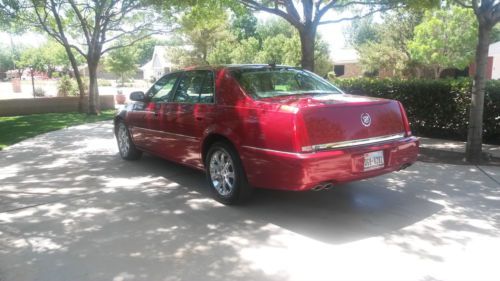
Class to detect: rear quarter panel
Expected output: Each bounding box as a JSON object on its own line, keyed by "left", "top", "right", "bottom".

{"left": 211, "top": 69, "right": 297, "bottom": 152}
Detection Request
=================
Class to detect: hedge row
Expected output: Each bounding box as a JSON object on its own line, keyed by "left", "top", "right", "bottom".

{"left": 331, "top": 78, "right": 500, "bottom": 143}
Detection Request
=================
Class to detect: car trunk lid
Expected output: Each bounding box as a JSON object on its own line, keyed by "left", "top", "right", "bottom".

{"left": 296, "top": 95, "right": 406, "bottom": 151}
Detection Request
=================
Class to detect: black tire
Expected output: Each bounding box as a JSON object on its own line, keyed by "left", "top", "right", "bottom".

{"left": 115, "top": 121, "right": 142, "bottom": 160}
{"left": 205, "top": 142, "right": 253, "bottom": 205}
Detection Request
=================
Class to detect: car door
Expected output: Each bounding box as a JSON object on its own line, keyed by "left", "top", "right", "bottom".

{"left": 128, "top": 73, "right": 180, "bottom": 153}
{"left": 161, "top": 70, "right": 216, "bottom": 168}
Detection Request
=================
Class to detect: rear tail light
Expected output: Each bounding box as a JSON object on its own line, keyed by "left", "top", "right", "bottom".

{"left": 398, "top": 102, "right": 412, "bottom": 137}
{"left": 294, "top": 112, "right": 313, "bottom": 153}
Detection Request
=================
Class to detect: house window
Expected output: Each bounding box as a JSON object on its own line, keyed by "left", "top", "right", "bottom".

{"left": 334, "top": 65, "right": 345, "bottom": 77}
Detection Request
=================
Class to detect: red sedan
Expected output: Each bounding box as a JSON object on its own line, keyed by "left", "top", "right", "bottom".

{"left": 114, "top": 65, "right": 418, "bottom": 204}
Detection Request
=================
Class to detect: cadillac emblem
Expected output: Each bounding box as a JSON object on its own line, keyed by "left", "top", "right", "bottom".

{"left": 361, "top": 113, "right": 371, "bottom": 127}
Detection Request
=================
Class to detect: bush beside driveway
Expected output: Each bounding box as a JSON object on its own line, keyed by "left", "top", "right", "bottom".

{"left": 333, "top": 78, "right": 500, "bottom": 144}
{"left": 0, "top": 121, "right": 499, "bottom": 281}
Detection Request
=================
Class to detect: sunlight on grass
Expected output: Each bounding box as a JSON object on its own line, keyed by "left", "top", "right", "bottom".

{"left": 0, "top": 110, "right": 115, "bottom": 150}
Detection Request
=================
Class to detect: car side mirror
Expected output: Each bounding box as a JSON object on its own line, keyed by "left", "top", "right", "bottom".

{"left": 129, "top": 91, "right": 145, "bottom": 102}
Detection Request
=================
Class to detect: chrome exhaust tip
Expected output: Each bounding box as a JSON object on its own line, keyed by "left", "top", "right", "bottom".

{"left": 311, "top": 182, "right": 334, "bottom": 191}
{"left": 323, "top": 183, "right": 333, "bottom": 190}
{"left": 311, "top": 184, "right": 324, "bottom": 191}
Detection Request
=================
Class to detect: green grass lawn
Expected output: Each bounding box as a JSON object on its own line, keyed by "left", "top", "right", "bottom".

{"left": 0, "top": 110, "right": 115, "bottom": 150}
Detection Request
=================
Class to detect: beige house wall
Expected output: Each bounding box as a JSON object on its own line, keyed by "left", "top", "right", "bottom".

{"left": 335, "top": 63, "right": 363, "bottom": 78}
{"left": 344, "top": 63, "right": 363, "bottom": 78}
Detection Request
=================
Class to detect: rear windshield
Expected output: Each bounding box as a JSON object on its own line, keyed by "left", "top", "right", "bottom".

{"left": 230, "top": 67, "right": 342, "bottom": 99}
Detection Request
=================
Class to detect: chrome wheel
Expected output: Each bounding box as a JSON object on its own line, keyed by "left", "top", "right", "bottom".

{"left": 209, "top": 149, "right": 236, "bottom": 197}
{"left": 117, "top": 123, "right": 130, "bottom": 156}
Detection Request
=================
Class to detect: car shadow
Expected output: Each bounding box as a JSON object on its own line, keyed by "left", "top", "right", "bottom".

{"left": 136, "top": 153, "right": 443, "bottom": 245}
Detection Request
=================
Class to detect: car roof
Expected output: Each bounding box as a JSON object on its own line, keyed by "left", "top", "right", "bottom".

{"left": 183, "top": 64, "right": 302, "bottom": 71}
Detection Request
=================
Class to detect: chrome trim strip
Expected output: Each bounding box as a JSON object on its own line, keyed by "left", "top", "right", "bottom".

{"left": 241, "top": 133, "right": 406, "bottom": 155}
{"left": 240, "top": 146, "right": 302, "bottom": 156}
{"left": 133, "top": 127, "right": 198, "bottom": 140}
{"left": 311, "top": 133, "right": 405, "bottom": 151}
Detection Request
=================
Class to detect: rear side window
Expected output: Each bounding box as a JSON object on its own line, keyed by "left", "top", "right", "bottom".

{"left": 173, "top": 71, "right": 214, "bottom": 104}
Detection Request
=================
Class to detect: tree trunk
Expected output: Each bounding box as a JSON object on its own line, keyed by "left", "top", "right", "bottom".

{"left": 62, "top": 44, "right": 86, "bottom": 112}
{"left": 9, "top": 35, "right": 18, "bottom": 73}
{"left": 30, "top": 68, "right": 35, "bottom": 98}
{"left": 415, "top": 67, "right": 422, "bottom": 79}
{"left": 466, "top": 24, "right": 492, "bottom": 163}
{"left": 433, "top": 67, "right": 442, "bottom": 79}
{"left": 299, "top": 26, "right": 316, "bottom": 72}
{"left": 87, "top": 61, "right": 100, "bottom": 115}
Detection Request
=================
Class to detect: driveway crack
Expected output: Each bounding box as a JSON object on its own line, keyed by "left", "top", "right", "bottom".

{"left": 476, "top": 165, "right": 500, "bottom": 187}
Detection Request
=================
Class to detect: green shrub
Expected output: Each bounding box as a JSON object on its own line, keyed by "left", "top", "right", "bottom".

{"left": 98, "top": 79, "right": 112, "bottom": 86}
{"left": 331, "top": 77, "right": 500, "bottom": 143}
{"left": 34, "top": 87, "right": 45, "bottom": 97}
{"left": 57, "top": 75, "right": 78, "bottom": 97}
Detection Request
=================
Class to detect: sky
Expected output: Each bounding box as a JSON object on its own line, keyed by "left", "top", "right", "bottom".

{"left": 319, "top": 22, "right": 351, "bottom": 54}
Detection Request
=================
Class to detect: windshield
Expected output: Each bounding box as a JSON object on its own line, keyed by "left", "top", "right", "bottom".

{"left": 230, "top": 67, "right": 342, "bottom": 99}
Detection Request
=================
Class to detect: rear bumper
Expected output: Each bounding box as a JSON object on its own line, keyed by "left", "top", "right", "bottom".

{"left": 240, "top": 136, "right": 419, "bottom": 191}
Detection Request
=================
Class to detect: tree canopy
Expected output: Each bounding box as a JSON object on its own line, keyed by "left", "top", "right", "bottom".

{"left": 408, "top": 6, "right": 477, "bottom": 78}
{"left": 347, "top": 6, "right": 477, "bottom": 79}
{"left": 21, "top": 0, "right": 167, "bottom": 114}
{"left": 104, "top": 43, "right": 138, "bottom": 85}
{"left": 205, "top": 18, "right": 333, "bottom": 76}
{"left": 0, "top": 43, "right": 16, "bottom": 75}
{"left": 347, "top": 10, "right": 424, "bottom": 77}
{"left": 238, "top": 0, "right": 439, "bottom": 71}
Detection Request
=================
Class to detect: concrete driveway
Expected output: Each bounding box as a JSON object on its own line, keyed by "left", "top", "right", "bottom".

{"left": 0, "top": 122, "right": 499, "bottom": 281}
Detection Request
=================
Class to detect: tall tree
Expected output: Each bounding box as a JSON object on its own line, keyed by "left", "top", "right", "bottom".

{"left": 345, "top": 16, "right": 380, "bottom": 47}
{"left": 455, "top": 0, "right": 500, "bottom": 163}
{"left": 26, "top": 0, "right": 164, "bottom": 114}
{"left": 179, "top": 3, "right": 232, "bottom": 64}
{"left": 16, "top": 47, "right": 47, "bottom": 97}
{"left": 238, "top": 0, "right": 435, "bottom": 71}
{"left": 0, "top": 0, "right": 19, "bottom": 27}
{"left": 408, "top": 6, "right": 477, "bottom": 79}
{"left": 1, "top": 1, "right": 28, "bottom": 80}
{"left": 104, "top": 44, "right": 138, "bottom": 86}
{"left": 231, "top": 12, "right": 258, "bottom": 40}
{"left": 40, "top": 40, "right": 78, "bottom": 78}
{"left": 348, "top": 10, "right": 423, "bottom": 77}
{"left": 207, "top": 18, "right": 333, "bottom": 76}
{"left": 0, "top": 43, "right": 15, "bottom": 77}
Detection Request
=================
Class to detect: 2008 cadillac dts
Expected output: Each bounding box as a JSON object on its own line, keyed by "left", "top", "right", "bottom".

{"left": 114, "top": 65, "right": 419, "bottom": 204}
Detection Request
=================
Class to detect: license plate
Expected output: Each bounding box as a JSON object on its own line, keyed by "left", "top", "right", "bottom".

{"left": 364, "top": 151, "right": 384, "bottom": 171}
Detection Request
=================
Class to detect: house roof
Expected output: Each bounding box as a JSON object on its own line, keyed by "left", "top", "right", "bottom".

{"left": 141, "top": 46, "right": 173, "bottom": 70}
{"left": 332, "top": 48, "right": 359, "bottom": 64}
{"left": 489, "top": 41, "right": 500, "bottom": 56}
